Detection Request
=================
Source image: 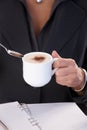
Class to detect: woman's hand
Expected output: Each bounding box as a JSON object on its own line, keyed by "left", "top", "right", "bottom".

{"left": 52, "top": 50, "right": 85, "bottom": 91}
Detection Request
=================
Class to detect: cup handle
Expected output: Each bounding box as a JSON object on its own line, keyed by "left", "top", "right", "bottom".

{"left": 52, "top": 58, "right": 58, "bottom": 76}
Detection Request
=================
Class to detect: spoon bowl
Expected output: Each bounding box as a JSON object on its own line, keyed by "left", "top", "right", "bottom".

{"left": 0, "top": 43, "right": 23, "bottom": 58}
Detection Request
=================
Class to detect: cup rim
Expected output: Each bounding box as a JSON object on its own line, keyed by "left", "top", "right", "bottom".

{"left": 22, "top": 52, "right": 53, "bottom": 64}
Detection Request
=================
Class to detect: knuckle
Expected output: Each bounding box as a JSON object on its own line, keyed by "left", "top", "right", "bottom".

{"left": 70, "top": 59, "right": 76, "bottom": 66}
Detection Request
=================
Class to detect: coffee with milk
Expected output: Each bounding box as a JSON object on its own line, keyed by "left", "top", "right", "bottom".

{"left": 24, "top": 53, "right": 51, "bottom": 63}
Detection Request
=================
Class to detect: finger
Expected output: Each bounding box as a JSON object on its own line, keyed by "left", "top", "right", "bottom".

{"left": 53, "top": 58, "right": 76, "bottom": 68}
{"left": 55, "top": 66, "right": 75, "bottom": 77}
{"left": 52, "top": 50, "right": 61, "bottom": 58}
{"left": 55, "top": 73, "right": 77, "bottom": 87}
{"left": 55, "top": 67, "right": 82, "bottom": 87}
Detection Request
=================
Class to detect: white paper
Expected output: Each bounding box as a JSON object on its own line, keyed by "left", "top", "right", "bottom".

{"left": 29, "top": 103, "right": 87, "bottom": 130}
{"left": 0, "top": 102, "right": 38, "bottom": 130}
{"left": 0, "top": 102, "right": 87, "bottom": 130}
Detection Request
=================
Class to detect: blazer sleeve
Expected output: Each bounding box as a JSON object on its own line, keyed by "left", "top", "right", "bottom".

{"left": 69, "top": 16, "right": 87, "bottom": 106}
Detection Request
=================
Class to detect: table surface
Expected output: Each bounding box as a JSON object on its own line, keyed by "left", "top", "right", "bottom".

{"left": 77, "top": 103, "right": 87, "bottom": 115}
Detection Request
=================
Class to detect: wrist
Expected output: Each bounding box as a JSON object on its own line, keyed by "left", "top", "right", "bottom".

{"left": 73, "top": 68, "right": 87, "bottom": 93}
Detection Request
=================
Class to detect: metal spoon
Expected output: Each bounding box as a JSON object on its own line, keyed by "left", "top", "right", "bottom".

{"left": 0, "top": 43, "right": 23, "bottom": 58}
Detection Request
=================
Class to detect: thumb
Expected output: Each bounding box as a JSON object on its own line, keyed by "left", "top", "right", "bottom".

{"left": 52, "top": 50, "right": 61, "bottom": 58}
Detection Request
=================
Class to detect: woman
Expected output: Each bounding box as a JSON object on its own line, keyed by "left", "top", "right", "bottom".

{"left": 0, "top": 0, "right": 87, "bottom": 104}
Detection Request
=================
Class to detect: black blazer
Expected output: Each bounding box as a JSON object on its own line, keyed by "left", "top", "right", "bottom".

{"left": 73, "top": 0, "right": 87, "bottom": 13}
{"left": 0, "top": 0, "right": 87, "bottom": 104}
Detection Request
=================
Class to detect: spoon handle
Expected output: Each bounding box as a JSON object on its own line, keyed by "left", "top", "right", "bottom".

{"left": 0, "top": 43, "right": 8, "bottom": 52}
{"left": 0, "top": 43, "right": 23, "bottom": 58}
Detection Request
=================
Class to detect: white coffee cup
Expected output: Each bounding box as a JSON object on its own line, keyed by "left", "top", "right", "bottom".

{"left": 22, "top": 52, "right": 58, "bottom": 87}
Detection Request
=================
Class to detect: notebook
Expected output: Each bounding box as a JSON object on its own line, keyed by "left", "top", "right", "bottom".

{"left": 29, "top": 103, "right": 87, "bottom": 130}
{"left": 0, "top": 101, "right": 39, "bottom": 130}
{"left": 0, "top": 102, "right": 87, "bottom": 130}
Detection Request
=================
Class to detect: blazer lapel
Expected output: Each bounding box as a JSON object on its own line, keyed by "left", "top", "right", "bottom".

{"left": 0, "top": 0, "right": 33, "bottom": 55}
{"left": 43, "top": 1, "right": 86, "bottom": 53}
